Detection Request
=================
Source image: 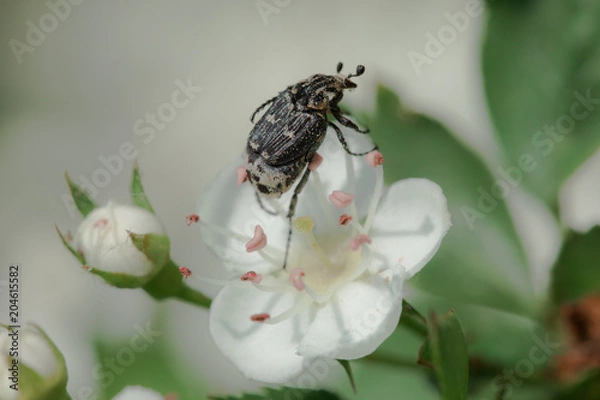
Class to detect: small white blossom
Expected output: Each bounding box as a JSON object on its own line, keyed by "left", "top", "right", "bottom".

{"left": 0, "top": 324, "right": 68, "bottom": 400}
{"left": 112, "top": 386, "right": 166, "bottom": 400}
{"left": 197, "top": 134, "right": 451, "bottom": 385}
{"left": 74, "top": 201, "right": 165, "bottom": 279}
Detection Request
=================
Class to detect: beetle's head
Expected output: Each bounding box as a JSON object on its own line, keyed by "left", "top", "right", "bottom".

{"left": 302, "top": 63, "right": 365, "bottom": 110}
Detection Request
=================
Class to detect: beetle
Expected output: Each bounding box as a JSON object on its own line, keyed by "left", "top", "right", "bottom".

{"left": 244, "top": 62, "right": 376, "bottom": 269}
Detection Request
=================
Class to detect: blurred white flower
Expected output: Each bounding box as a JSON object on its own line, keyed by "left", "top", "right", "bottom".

{"left": 112, "top": 386, "right": 166, "bottom": 400}
{"left": 73, "top": 201, "right": 166, "bottom": 281}
{"left": 0, "top": 323, "right": 68, "bottom": 400}
{"left": 197, "top": 134, "right": 451, "bottom": 385}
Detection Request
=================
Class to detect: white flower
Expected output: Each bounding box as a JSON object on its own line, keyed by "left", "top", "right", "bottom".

{"left": 112, "top": 386, "right": 165, "bottom": 400}
{"left": 197, "top": 133, "right": 451, "bottom": 385}
{"left": 74, "top": 201, "right": 165, "bottom": 280}
{"left": 0, "top": 324, "right": 68, "bottom": 400}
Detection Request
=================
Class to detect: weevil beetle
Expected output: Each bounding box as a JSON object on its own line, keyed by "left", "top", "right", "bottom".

{"left": 244, "top": 62, "right": 376, "bottom": 269}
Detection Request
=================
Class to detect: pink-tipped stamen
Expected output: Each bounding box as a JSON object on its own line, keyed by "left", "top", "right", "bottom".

{"left": 245, "top": 225, "right": 267, "bottom": 252}
{"left": 289, "top": 268, "right": 305, "bottom": 291}
{"left": 179, "top": 266, "right": 192, "bottom": 278}
{"left": 349, "top": 233, "right": 372, "bottom": 250}
{"left": 365, "top": 150, "right": 384, "bottom": 167}
{"left": 186, "top": 214, "right": 200, "bottom": 226}
{"left": 241, "top": 270, "right": 262, "bottom": 284}
{"left": 235, "top": 167, "right": 248, "bottom": 186}
{"left": 339, "top": 213, "right": 352, "bottom": 226}
{"left": 308, "top": 153, "right": 324, "bottom": 171}
{"left": 329, "top": 190, "right": 354, "bottom": 209}
{"left": 250, "top": 313, "right": 271, "bottom": 322}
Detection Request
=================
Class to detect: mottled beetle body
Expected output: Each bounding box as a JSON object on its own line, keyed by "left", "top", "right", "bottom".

{"left": 245, "top": 63, "right": 375, "bottom": 268}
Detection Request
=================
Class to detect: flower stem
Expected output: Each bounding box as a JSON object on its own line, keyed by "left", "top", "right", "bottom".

{"left": 176, "top": 282, "right": 212, "bottom": 309}
{"left": 398, "top": 300, "right": 428, "bottom": 338}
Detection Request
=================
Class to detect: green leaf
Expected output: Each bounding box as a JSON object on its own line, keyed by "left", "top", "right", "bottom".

{"left": 551, "top": 227, "right": 600, "bottom": 304}
{"left": 131, "top": 163, "right": 155, "bottom": 214}
{"left": 364, "top": 86, "right": 535, "bottom": 316}
{"left": 208, "top": 387, "right": 342, "bottom": 400}
{"left": 483, "top": 0, "right": 600, "bottom": 206}
{"left": 428, "top": 310, "right": 469, "bottom": 400}
{"left": 337, "top": 360, "right": 356, "bottom": 393}
{"left": 554, "top": 370, "right": 600, "bottom": 400}
{"left": 65, "top": 172, "right": 97, "bottom": 217}
{"left": 94, "top": 315, "right": 207, "bottom": 400}
{"left": 55, "top": 225, "right": 85, "bottom": 265}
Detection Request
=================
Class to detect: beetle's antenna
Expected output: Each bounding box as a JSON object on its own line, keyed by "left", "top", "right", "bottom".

{"left": 336, "top": 62, "right": 343, "bottom": 73}
{"left": 347, "top": 65, "right": 365, "bottom": 79}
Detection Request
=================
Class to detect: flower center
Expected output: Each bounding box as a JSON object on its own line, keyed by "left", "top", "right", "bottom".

{"left": 288, "top": 232, "right": 365, "bottom": 297}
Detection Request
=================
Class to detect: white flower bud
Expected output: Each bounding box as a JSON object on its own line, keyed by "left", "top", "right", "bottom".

{"left": 0, "top": 324, "right": 68, "bottom": 400}
{"left": 74, "top": 201, "right": 166, "bottom": 279}
{"left": 112, "top": 386, "right": 165, "bottom": 400}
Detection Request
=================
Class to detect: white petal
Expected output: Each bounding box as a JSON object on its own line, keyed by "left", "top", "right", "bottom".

{"left": 21, "top": 325, "right": 58, "bottom": 378}
{"left": 209, "top": 278, "right": 324, "bottom": 384}
{"left": 297, "top": 268, "right": 404, "bottom": 359}
{"left": 74, "top": 202, "right": 165, "bottom": 277}
{"left": 369, "top": 178, "right": 451, "bottom": 277}
{"left": 198, "top": 160, "right": 289, "bottom": 274}
{"left": 112, "top": 386, "right": 164, "bottom": 400}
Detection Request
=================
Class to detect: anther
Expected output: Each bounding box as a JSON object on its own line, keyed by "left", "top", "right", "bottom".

{"left": 250, "top": 313, "right": 271, "bottom": 322}
{"left": 329, "top": 191, "right": 354, "bottom": 209}
{"left": 349, "top": 233, "right": 372, "bottom": 250}
{"left": 245, "top": 225, "right": 267, "bottom": 252}
{"left": 339, "top": 213, "right": 352, "bottom": 226}
{"left": 235, "top": 167, "right": 248, "bottom": 186}
{"left": 308, "top": 153, "right": 324, "bottom": 171}
{"left": 289, "top": 268, "right": 305, "bottom": 291}
{"left": 179, "top": 266, "right": 192, "bottom": 278}
{"left": 365, "top": 150, "right": 384, "bottom": 167}
{"left": 185, "top": 214, "right": 200, "bottom": 226}
{"left": 241, "top": 270, "right": 262, "bottom": 284}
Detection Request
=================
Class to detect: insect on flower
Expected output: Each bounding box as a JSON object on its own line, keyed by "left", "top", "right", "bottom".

{"left": 245, "top": 62, "right": 377, "bottom": 268}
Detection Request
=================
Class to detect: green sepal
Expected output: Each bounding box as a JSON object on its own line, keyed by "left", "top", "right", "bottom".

{"left": 427, "top": 310, "right": 469, "bottom": 400}
{"left": 86, "top": 268, "right": 149, "bottom": 288}
{"left": 64, "top": 172, "right": 97, "bottom": 217}
{"left": 130, "top": 163, "right": 155, "bottom": 214}
{"left": 55, "top": 225, "right": 86, "bottom": 265}
{"left": 337, "top": 359, "right": 356, "bottom": 393}
{"left": 128, "top": 232, "right": 170, "bottom": 270}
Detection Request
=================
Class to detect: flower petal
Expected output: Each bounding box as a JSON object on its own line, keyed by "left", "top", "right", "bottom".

{"left": 297, "top": 268, "right": 404, "bottom": 359}
{"left": 198, "top": 160, "right": 289, "bottom": 274}
{"left": 369, "top": 178, "right": 451, "bottom": 277}
{"left": 209, "top": 278, "right": 323, "bottom": 384}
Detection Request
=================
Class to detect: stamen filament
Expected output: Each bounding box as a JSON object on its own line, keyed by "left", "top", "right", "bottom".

{"left": 264, "top": 297, "right": 311, "bottom": 324}
{"left": 310, "top": 170, "right": 337, "bottom": 225}
{"left": 364, "top": 166, "right": 384, "bottom": 233}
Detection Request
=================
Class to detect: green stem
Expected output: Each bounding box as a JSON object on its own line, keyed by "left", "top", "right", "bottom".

{"left": 176, "top": 283, "right": 212, "bottom": 309}
{"left": 398, "top": 300, "right": 428, "bottom": 338}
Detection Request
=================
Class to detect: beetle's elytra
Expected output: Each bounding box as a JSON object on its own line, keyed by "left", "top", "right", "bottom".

{"left": 244, "top": 62, "right": 376, "bottom": 269}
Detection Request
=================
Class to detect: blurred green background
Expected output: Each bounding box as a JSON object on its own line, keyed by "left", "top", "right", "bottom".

{"left": 1, "top": 0, "right": 599, "bottom": 399}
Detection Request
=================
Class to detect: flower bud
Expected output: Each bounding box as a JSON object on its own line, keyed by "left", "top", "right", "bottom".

{"left": 73, "top": 201, "right": 169, "bottom": 287}
{"left": 0, "top": 324, "right": 69, "bottom": 400}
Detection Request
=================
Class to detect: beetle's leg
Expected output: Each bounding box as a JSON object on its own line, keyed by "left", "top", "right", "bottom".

{"left": 329, "top": 122, "right": 377, "bottom": 156}
{"left": 331, "top": 107, "right": 370, "bottom": 134}
{"left": 283, "top": 166, "right": 312, "bottom": 270}
{"left": 250, "top": 95, "right": 279, "bottom": 123}
{"left": 254, "top": 191, "right": 279, "bottom": 216}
